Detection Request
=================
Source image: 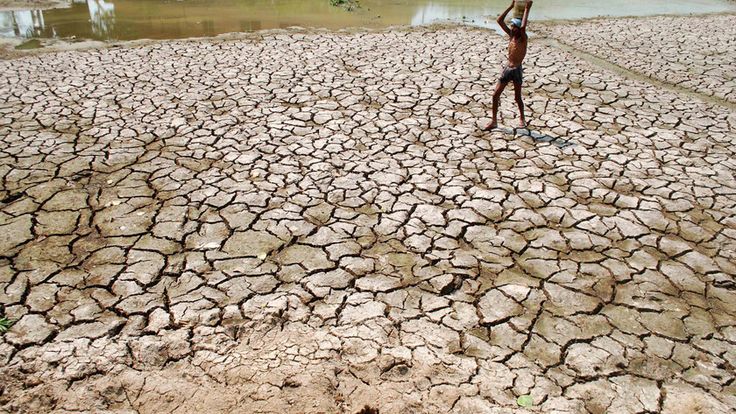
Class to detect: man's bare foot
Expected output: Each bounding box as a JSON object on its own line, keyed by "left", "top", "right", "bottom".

{"left": 483, "top": 122, "right": 498, "bottom": 131}
{"left": 518, "top": 119, "right": 527, "bottom": 128}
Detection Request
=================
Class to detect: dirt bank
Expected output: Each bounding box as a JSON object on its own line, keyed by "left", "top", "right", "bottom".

{"left": 0, "top": 0, "right": 68, "bottom": 11}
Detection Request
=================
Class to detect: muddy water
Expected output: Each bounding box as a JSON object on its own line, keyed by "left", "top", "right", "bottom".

{"left": 1, "top": 0, "right": 734, "bottom": 41}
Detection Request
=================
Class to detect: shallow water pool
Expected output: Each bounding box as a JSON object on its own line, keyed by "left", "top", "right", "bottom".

{"left": 1, "top": 0, "right": 734, "bottom": 41}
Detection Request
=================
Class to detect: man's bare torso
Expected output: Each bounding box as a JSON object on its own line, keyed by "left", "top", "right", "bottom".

{"left": 507, "top": 32, "right": 528, "bottom": 67}
{"left": 485, "top": 0, "right": 533, "bottom": 130}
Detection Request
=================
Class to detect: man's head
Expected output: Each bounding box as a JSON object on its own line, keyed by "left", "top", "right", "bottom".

{"left": 510, "top": 18, "right": 523, "bottom": 36}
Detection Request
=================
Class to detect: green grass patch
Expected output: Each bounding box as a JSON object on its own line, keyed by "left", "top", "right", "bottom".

{"left": 15, "top": 39, "right": 43, "bottom": 50}
{"left": 0, "top": 317, "right": 14, "bottom": 334}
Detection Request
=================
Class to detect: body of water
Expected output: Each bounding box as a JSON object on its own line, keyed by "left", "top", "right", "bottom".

{"left": 1, "top": 0, "right": 734, "bottom": 41}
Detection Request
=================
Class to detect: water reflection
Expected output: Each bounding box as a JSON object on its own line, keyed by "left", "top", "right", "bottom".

{"left": 1, "top": 0, "right": 116, "bottom": 39}
{"left": 87, "top": 0, "right": 115, "bottom": 37}
{"left": 0, "top": 0, "right": 734, "bottom": 42}
{"left": 0, "top": 9, "right": 44, "bottom": 37}
{"left": 0, "top": 0, "right": 374, "bottom": 41}
{"left": 410, "top": 2, "right": 495, "bottom": 28}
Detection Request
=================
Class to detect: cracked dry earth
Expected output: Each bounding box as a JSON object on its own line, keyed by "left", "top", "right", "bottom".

{"left": 1, "top": 16, "right": 736, "bottom": 414}
{"left": 539, "top": 14, "right": 736, "bottom": 105}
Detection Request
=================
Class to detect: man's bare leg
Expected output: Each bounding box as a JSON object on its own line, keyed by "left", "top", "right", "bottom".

{"left": 484, "top": 81, "right": 508, "bottom": 131}
{"left": 513, "top": 81, "right": 526, "bottom": 128}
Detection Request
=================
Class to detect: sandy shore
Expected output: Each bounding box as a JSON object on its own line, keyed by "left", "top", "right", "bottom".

{"left": 1, "top": 15, "right": 735, "bottom": 414}
{"left": 0, "top": 0, "right": 68, "bottom": 11}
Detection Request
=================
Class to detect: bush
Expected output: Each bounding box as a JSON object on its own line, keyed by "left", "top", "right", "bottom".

{"left": 330, "top": 0, "right": 360, "bottom": 11}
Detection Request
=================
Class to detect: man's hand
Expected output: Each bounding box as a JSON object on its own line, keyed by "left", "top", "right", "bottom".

{"left": 497, "top": 1, "right": 514, "bottom": 35}
{"left": 521, "top": 0, "right": 533, "bottom": 30}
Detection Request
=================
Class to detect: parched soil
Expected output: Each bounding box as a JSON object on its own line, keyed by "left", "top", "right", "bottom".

{"left": 0, "top": 16, "right": 735, "bottom": 414}
{"left": 538, "top": 14, "right": 736, "bottom": 104}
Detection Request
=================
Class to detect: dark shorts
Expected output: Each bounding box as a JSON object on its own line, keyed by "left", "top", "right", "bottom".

{"left": 499, "top": 65, "right": 523, "bottom": 84}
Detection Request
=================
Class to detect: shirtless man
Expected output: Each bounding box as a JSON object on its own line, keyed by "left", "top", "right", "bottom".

{"left": 484, "top": 0, "right": 533, "bottom": 130}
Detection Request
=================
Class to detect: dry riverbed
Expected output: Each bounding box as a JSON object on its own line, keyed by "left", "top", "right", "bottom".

{"left": 1, "top": 14, "right": 735, "bottom": 414}
{"left": 538, "top": 14, "right": 736, "bottom": 104}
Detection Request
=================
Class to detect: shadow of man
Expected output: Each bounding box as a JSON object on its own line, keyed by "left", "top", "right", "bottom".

{"left": 495, "top": 126, "right": 574, "bottom": 148}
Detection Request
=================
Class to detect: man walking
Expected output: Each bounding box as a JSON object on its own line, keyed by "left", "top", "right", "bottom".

{"left": 484, "top": 0, "right": 533, "bottom": 130}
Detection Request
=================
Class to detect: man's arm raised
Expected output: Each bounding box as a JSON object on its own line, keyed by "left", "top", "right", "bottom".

{"left": 497, "top": 2, "right": 514, "bottom": 36}
{"left": 521, "top": 0, "right": 533, "bottom": 30}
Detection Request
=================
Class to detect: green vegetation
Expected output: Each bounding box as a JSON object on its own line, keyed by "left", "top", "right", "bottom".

{"left": 330, "top": 0, "right": 360, "bottom": 12}
{"left": 516, "top": 395, "right": 534, "bottom": 408}
{"left": 0, "top": 316, "right": 14, "bottom": 334}
{"left": 15, "top": 39, "right": 43, "bottom": 50}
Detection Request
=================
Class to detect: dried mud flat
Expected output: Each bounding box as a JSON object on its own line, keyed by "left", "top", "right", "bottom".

{"left": 1, "top": 15, "right": 735, "bottom": 414}
{"left": 538, "top": 14, "right": 736, "bottom": 105}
